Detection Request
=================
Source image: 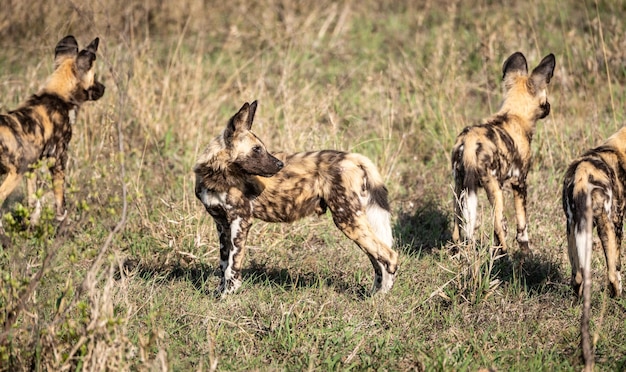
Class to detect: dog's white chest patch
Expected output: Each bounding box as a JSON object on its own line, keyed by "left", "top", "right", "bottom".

{"left": 199, "top": 189, "right": 228, "bottom": 208}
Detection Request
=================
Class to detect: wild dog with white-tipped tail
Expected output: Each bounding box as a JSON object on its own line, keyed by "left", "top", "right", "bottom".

{"left": 194, "top": 101, "right": 398, "bottom": 296}
{"left": 562, "top": 127, "right": 625, "bottom": 369}
{"left": 451, "top": 52, "right": 555, "bottom": 254}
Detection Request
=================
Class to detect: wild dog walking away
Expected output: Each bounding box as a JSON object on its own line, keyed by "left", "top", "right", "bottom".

{"left": 194, "top": 101, "right": 398, "bottom": 296}
{"left": 0, "top": 35, "right": 105, "bottom": 225}
{"left": 562, "top": 128, "right": 625, "bottom": 370}
{"left": 451, "top": 52, "right": 555, "bottom": 254}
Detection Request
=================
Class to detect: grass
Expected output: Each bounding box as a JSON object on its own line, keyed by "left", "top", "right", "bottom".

{"left": 1, "top": 0, "right": 626, "bottom": 370}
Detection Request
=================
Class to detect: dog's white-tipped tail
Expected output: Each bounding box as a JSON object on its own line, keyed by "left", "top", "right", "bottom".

{"left": 578, "top": 185, "right": 594, "bottom": 371}
{"left": 366, "top": 201, "right": 393, "bottom": 249}
{"left": 359, "top": 157, "right": 393, "bottom": 249}
{"left": 462, "top": 189, "right": 478, "bottom": 240}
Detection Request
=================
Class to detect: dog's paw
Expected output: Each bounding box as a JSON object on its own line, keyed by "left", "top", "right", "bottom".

{"left": 371, "top": 269, "right": 396, "bottom": 295}
{"left": 55, "top": 209, "right": 68, "bottom": 222}
{"left": 370, "top": 259, "right": 397, "bottom": 295}
{"left": 214, "top": 278, "right": 242, "bottom": 298}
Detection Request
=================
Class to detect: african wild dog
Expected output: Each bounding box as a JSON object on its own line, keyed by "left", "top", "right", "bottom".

{"left": 194, "top": 101, "right": 398, "bottom": 296}
{"left": 562, "top": 128, "right": 626, "bottom": 368}
{"left": 451, "top": 52, "right": 555, "bottom": 254}
{"left": 0, "top": 35, "right": 104, "bottom": 226}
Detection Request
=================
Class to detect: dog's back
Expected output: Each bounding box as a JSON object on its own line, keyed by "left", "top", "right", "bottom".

{"left": 252, "top": 150, "right": 390, "bottom": 228}
{"left": 0, "top": 94, "right": 74, "bottom": 174}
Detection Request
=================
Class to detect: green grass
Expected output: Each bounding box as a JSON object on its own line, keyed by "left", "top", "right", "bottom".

{"left": 1, "top": 0, "right": 626, "bottom": 370}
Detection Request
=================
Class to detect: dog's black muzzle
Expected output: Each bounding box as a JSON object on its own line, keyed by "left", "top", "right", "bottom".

{"left": 538, "top": 101, "right": 550, "bottom": 119}
{"left": 87, "top": 80, "right": 106, "bottom": 101}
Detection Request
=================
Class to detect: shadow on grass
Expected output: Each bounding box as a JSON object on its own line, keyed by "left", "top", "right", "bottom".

{"left": 492, "top": 252, "right": 568, "bottom": 297}
{"left": 119, "top": 258, "right": 217, "bottom": 293}
{"left": 243, "top": 260, "right": 371, "bottom": 299}
{"left": 119, "top": 258, "right": 370, "bottom": 299}
{"left": 394, "top": 198, "right": 452, "bottom": 256}
{"left": 392, "top": 194, "right": 570, "bottom": 297}
{"left": 446, "top": 250, "right": 570, "bottom": 306}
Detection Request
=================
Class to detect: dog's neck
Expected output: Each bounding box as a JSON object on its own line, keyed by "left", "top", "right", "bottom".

{"left": 195, "top": 162, "right": 264, "bottom": 202}
{"left": 490, "top": 110, "right": 537, "bottom": 144}
{"left": 195, "top": 162, "right": 242, "bottom": 192}
{"left": 22, "top": 92, "right": 76, "bottom": 121}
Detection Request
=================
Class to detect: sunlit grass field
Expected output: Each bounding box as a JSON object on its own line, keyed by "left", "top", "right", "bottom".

{"left": 1, "top": 0, "right": 626, "bottom": 370}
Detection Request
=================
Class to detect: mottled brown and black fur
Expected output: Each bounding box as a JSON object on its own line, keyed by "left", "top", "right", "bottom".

{"left": 451, "top": 52, "right": 555, "bottom": 254}
{"left": 0, "top": 35, "right": 105, "bottom": 225}
{"left": 194, "top": 101, "right": 398, "bottom": 296}
{"left": 562, "top": 128, "right": 626, "bottom": 369}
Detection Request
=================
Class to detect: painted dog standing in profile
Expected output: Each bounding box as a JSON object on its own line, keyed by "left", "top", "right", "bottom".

{"left": 0, "top": 35, "right": 105, "bottom": 227}
{"left": 194, "top": 101, "right": 398, "bottom": 297}
{"left": 451, "top": 52, "right": 555, "bottom": 254}
{"left": 562, "top": 127, "right": 626, "bottom": 370}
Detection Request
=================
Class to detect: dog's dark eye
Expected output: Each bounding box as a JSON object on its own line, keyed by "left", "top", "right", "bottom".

{"left": 253, "top": 146, "right": 262, "bottom": 153}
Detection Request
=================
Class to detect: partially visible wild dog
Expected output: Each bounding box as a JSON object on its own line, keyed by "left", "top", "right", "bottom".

{"left": 562, "top": 128, "right": 625, "bottom": 370}
{"left": 194, "top": 101, "right": 398, "bottom": 296}
{"left": 451, "top": 52, "right": 556, "bottom": 254}
{"left": 0, "top": 35, "right": 105, "bottom": 226}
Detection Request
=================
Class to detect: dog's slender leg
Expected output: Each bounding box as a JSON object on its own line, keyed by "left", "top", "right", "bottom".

{"left": 566, "top": 216, "right": 583, "bottom": 296}
{"left": 49, "top": 157, "right": 67, "bottom": 221}
{"left": 230, "top": 216, "right": 251, "bottom": 289}
{"left": 26, "top": 173, "right": 42, "bottom": 225}
{"left": 215, "top": 220, "right": 234, "bottom": 296}
{"left": 482, "top": 174, "right": 507, "bottom": 253}
{"left": 598, "top": 212, "right": 622, "bottom": 297}
{"left": 365, "top": 254, "right": 385, "bottom": 292}
{"left": 332, "top": 212, "right": 398, "bottom": 294}
{"left": 366, "top": 234, "right": 398, "bottom": 295}
{"left": 215, "top": 215, "right": 251, "bottom": 297}
{"left": 365, "top": 248, "right": 398, "bottom": 295}
{"left": 452, "top": 172, "right": 465, "bottom": 244}
{"left": 614, "top": 214, "right": 623, "bottom": 297}
{"left": 512, "top": 182, "right": 531, "bottom": 255}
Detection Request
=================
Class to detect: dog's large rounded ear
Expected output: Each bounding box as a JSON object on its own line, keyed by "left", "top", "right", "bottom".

{"left": 76, "top": 38, "right": 99, "bottom": 75}
{"left": 233, "top": 102, "right": 250, "bottom": 130}
{"left": 502, "top": 52, "right": 528, "bottom": 80}
{"left": 529, "top": 53, "right": 556, "bottom": 92}
{"left": 246, "top": 100, "right": 258, "bottom": 130}
{"left": 85, "top": 37, "right": 99, "bottom": 54}
{"left": 224, "top": 102, "right": 250, "bottom": 145}
{"left": 54, "top": 35, "right": 79, "bottom": 68}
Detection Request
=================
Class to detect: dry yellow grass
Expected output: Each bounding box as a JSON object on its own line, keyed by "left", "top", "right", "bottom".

{"left": 1, "top": 0, "right": 626, "bottom": 370}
